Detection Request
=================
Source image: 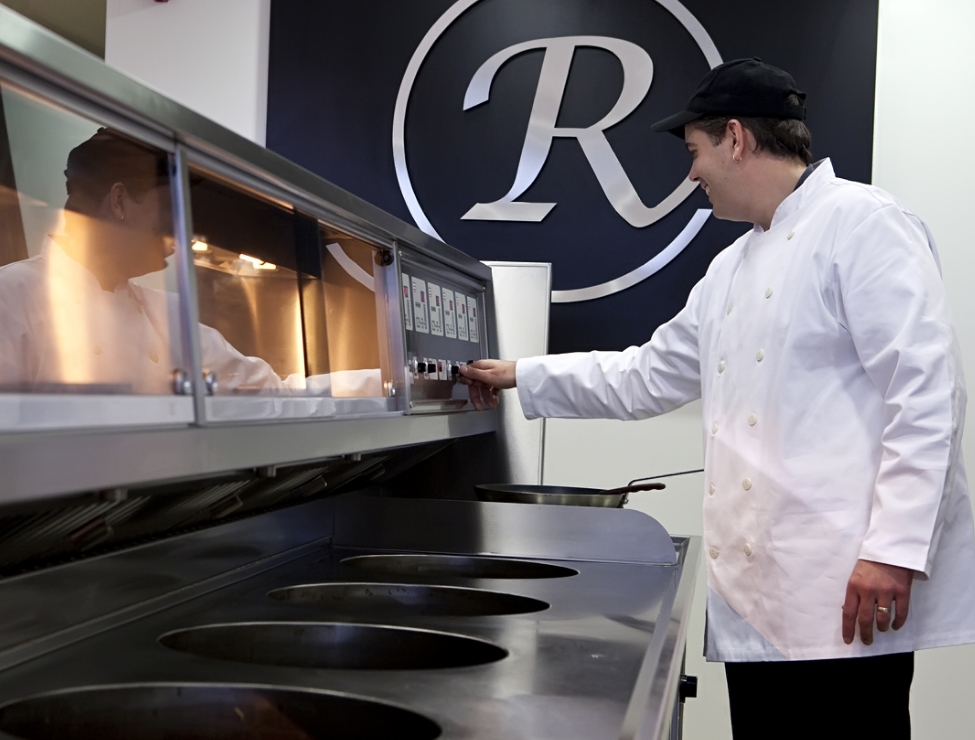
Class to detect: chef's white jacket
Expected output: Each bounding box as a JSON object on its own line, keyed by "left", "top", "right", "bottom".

{"left": 0, "top": 239, "right": 286, "bottom": 395}
{"left": 517, "top": 160, "right": 975, "bottom": 661}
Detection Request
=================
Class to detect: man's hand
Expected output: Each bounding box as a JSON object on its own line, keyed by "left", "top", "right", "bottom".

{"left": 841, "top": 559, "right": 914, "bottom": 646}
{"left": 458, "top": 359, "right": 516, "bottom": 411}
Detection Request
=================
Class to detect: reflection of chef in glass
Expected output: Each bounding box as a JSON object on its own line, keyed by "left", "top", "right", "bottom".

{"left": 0, "top": 128, "right": 286, "bottom": 394}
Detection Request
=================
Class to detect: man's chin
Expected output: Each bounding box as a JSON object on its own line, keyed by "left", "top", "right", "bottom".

{"left": 709, "top": 206, "right": 749, "bottom": 224}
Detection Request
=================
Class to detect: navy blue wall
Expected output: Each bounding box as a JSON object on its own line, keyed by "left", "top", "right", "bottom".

{"left": 268, "top": 0, "right": 878, "bottom": 353}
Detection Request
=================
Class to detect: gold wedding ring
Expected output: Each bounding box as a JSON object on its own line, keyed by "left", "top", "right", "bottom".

{"left": 876, "top": 605, "right": 891, "bottom": 614}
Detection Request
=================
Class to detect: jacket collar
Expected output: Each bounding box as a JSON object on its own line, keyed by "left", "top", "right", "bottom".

{"left": 44, "top": 236, "right": 139, "bottom": 299}
{"left": 43, "top": 236, "right": 102, "bottom": 291}
{"left": 768, "top": 158, "right": 835, "bottom": 230}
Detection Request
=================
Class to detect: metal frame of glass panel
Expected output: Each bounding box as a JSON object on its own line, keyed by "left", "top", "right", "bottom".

{"left": 0, "top": 6, "right": 498, "bottom": 505}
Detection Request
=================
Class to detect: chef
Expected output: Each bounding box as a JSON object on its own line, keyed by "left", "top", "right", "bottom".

{"left": 460, "top": 59, "right": 975, "bottom": 738}
{"left": 0, "top": 128, "right": 288, "bottom": 395}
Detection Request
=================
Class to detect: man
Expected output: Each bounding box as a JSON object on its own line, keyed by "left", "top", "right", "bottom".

{"left": 460, "top": 59, "right": 975, "bottom": 738}
{"left": 0, "top": 128, "right": 288, "bottom": 395}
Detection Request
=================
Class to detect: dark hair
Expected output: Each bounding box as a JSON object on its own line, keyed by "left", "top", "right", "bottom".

{"left": 64, "top": 129, "right": 169, "bottom": 216}
{"left": 690, "top": 96, "right": 813, "bottom": 165}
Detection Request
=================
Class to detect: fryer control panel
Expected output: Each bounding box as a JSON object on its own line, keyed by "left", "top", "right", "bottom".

{"left": 399, "top": 259, "right": 487, "bottom": 410}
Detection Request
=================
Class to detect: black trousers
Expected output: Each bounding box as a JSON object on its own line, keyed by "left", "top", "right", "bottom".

{"left": 724, "top": 652, "right": 914, "bottom": 740}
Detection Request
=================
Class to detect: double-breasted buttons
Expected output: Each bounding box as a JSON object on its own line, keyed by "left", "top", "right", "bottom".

{"left": 765, "top": 288, "right": 773, "bottom": 299}
{"left": 710, "top": 546, "right": 719, "bottom": 559}
{"left": 93, "top": 345, "right": 102, "bottom": 355}
{"left": 756, "top": 349, "right": 765, "bottom": 362}
{"left": 712, "top": 422, "right": 719, "bottom": 434}
{"left": 748, "top": 413, "right": 758, "bottom": 426}
{"left": 726, "top": 303, "right": 734, "bottom": 315}
{"left": 787, "top": 229, "right": 796, "bottom": 240}
{"left": 742, "top": 478, "right": 752, "bottom": 491}
{"left": 149, "top": 351, "right": 159, "bottom": 364}
{"left": 709, "top": 483, "right": 716, "bottom": 496}
{"left": 136, "top": 303, "right": 144, "bottom": 314}
{"left": 718, "top": 361, "right": 726, "bottom": 374}
{"left": 744, "top": 543, "right": 753, "bottom": 556}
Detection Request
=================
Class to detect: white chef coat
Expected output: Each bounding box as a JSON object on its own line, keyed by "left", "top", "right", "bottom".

{"left": 0, "top": 238, "right": 286, "bottom": 395}
{"left": 517, "top": 160, "right": 975, "bottom": 661}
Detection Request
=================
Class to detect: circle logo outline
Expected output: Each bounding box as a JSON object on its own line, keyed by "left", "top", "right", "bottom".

{"left": 392, "top": 0, "right": 723, "bottom": 302}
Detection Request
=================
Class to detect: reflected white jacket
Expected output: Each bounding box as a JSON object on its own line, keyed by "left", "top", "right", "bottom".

{"left": 0, "top": 239, "right": 285, "bottom": 395}
{"left": 517, "top": 160, "right": 975, "bottom": 660}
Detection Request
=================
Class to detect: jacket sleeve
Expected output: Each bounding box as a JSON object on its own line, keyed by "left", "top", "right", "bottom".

{"left": 198, "top": 324, "right": 288, "bottom": 392}
{"left": 832, "top": 205, "right": 965, "bottom": 577}
{"left": 515, "top": 278, "right": 704, "bottom": 421}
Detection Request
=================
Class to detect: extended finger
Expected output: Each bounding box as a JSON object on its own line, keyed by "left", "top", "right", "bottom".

{"left": 841, "top": 587, "right": 859, "bottom": 645}
{"left": 459, "top": 363, "right": 492, "bottom": 385}
{"left": 471, "top": 382, "right": 498, "bottom": 411}
{"left": 481, "top": 384, "right": 500, "bottom": 409}
{"left": 467, "top": 381, "right": 486, "bottom": 411}
{"left": 892, "top": 589, "right": 910, "bottom": 631}
{"left": 857, "top": 593, "right": 876, "bottom": 645}
{"left": 457, "top": 364, "right": 478, "bottom": 382}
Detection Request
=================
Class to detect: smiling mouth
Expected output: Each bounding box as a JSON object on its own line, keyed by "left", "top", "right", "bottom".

{"left": 703, "top": 184, "right": 711, "bottom": 197}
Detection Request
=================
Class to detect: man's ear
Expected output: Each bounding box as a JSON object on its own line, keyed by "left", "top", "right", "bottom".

{"left": 105, "top": 182, "right": 127, "bottom": 222}
{"left": 726, "top": 119, "right": 748, "bottom": 161}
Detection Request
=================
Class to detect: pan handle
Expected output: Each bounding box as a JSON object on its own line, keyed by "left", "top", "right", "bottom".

{"left": 602, "top": 481, "right": 667, "bottom": 496}
{"left": 627, "top": 469, "right": 704, "bottom": 486}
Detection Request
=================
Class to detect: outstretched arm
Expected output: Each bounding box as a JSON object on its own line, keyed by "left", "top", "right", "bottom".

{"left": 459, "top": 276, "right": 707, "bottom": 419}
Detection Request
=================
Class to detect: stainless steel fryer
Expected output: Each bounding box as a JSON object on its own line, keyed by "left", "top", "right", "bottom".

{"left": 0, "top": 7, "right": 701, "bottom": 739}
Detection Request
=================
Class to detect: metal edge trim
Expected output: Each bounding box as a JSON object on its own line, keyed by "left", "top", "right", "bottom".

{"left": 0, "top": 411, "right": 498, "bottom": 504}
{"left": 619, "top": 536, "right": 702, "bottom": 740}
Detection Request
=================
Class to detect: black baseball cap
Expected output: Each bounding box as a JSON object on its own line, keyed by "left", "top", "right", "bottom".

{"left": 651, "top": 58, "right": 806, "bottom": 138}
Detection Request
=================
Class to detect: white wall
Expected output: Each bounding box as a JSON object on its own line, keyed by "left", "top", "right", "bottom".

{"left": 104, "top": 0, "right": 270, "bottom": 145}
{"left": 872, "top": 1, "right": 975, "bottom": 736}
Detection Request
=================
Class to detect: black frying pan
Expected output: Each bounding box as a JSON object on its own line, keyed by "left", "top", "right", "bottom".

{"left": 473, "top": 469, "right": 703, "bottom": 508}
{"left": 474, "top": 481, "right": 665, "bottom": 508}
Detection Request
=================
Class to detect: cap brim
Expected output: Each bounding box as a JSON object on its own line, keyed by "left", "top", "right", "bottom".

{"left": 650, "top": 109, "right": 701, "bottom": 138}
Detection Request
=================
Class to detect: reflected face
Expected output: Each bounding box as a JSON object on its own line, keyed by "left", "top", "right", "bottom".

{"left": 63, "top": 181, "right": 176, "bottom": 287}
{"left": 91, "top": 182, "right": 175, "bottom": 281}
{"left": 123, "top": 183, "right": 176, "bottom": 264}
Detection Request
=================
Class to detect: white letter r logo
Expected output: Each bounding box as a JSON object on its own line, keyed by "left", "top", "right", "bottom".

{"left": 461, "top": 36, "right": 695, "bottom": 228}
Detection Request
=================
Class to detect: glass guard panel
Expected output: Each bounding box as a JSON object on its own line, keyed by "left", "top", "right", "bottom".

{"left": 311, "top": 224, "right": 387, "bottom": 399}
{"left": 189, "top": 173, "right": 394, "bottom": 419}
{"left": 189, "top": 171, "right": 302, "bottom": 396}
{"left": 0, "top": 82, "right": 184, "bottom": 401}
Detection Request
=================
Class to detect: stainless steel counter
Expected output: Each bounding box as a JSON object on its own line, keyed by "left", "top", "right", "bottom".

{"left": 0, "top": 496, "right": 700, "bottom": 740}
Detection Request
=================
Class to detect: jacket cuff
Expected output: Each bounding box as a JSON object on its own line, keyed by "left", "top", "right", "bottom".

{"left": 515, "top": 358, "right": 540, "bottom": 420}
{"left": 856, "top": 545, "right": 932, "bottom": 580}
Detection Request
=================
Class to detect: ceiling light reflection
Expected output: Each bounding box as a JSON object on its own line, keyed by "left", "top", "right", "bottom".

{"left": 239, "top": 254, "right": 277, "bottom": 270}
